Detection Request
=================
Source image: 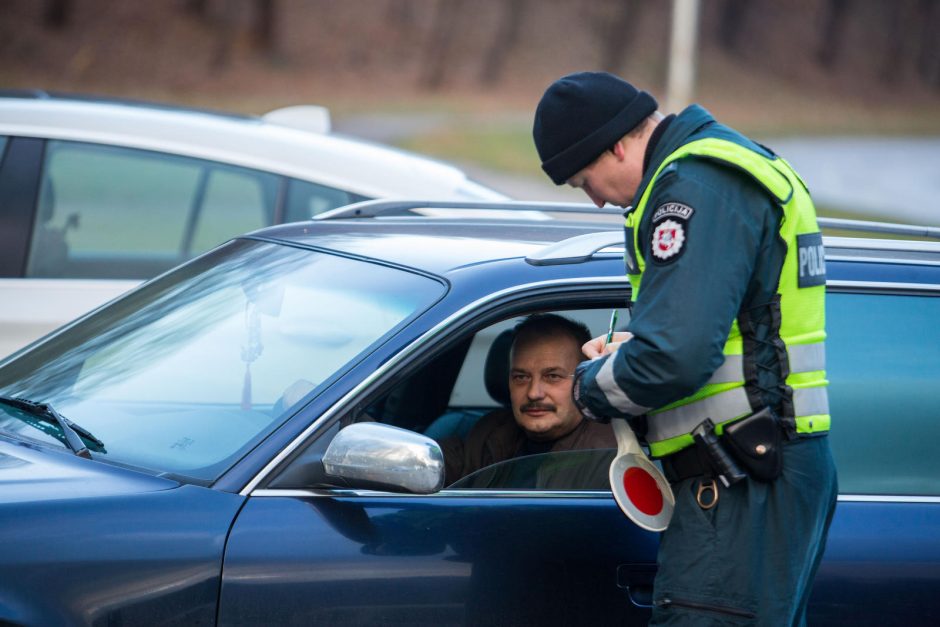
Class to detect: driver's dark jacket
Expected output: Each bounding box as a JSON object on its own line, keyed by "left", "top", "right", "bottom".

{"left": 439, "top": 409, "right": 615, "bottom": 486}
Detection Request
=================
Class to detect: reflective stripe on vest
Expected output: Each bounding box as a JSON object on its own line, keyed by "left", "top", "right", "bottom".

{"left": 704, "top": 342, "right": 826, "bottom": 385}
{"left": 646, "top": 386, "right": 831, "bottom": 455}
{"left": 625, "top": 137, "right": 830, "bottom": 458}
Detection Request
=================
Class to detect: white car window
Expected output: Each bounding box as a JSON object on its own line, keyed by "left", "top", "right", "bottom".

{"left": 284, "top": 178, "right": 365, "bottom": 222}
{"left": 190, "top": 167, "right": 278, "bottom": 252}
{"left": 25, "top": 140, "right": 278, "bottom": 280}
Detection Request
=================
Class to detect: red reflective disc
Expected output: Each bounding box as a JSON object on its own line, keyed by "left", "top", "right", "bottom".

{"left": 623, "top": 467, "right": 663, "bottom": 516}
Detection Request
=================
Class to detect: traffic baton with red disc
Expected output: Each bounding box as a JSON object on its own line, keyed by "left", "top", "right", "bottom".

{"left": 609, "top": 419, "right": 675, "bottom": 531}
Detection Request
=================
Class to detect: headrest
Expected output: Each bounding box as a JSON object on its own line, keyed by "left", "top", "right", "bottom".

{"left": 484, "top": 329, "right": 514, "bottom": 406}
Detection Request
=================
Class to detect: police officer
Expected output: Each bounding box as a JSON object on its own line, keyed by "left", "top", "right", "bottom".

{"left": 532, "top": 72, "right": 838, "bottom": 625}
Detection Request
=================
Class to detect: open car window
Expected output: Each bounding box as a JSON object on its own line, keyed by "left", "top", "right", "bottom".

{"left": 449, "top": 449, "right": 616, "bottom": 491}
{"left": 349, "top": 306, "right": 628, "bottom": 491}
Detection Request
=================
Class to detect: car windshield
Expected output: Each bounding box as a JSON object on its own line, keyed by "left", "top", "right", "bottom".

{"left": 0, "top": 239, "right": 444, "bottom": 482}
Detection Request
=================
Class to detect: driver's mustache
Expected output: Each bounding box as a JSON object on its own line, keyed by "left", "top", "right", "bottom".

{"left": 521, "top": 402, "right": 556, "bottom": 412}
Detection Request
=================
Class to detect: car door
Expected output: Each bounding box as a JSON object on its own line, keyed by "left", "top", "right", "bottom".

{"left": 806, "top": 286, "right": 940, "bottom": 625}
{"left": 218, "top": 298, "right": 659, "bottom": 626}
{"left": 221, "top": 480, "right": 657, "bottom": 626}
{"left": 219, "top": 280, "right": 940, "bottom": 626}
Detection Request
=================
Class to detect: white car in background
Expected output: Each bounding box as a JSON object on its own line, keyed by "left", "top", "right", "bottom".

{"left": 0, "top": 91, "right": 507, "bottom": 357}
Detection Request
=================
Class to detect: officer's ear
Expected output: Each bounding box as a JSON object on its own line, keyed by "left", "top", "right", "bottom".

{"left": 608, "top": 140, "right": 627, "bottom": 162}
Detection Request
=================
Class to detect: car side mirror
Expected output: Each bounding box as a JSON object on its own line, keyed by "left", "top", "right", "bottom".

{"left": 322, "top": 422, "right": 445, "bottom": 494}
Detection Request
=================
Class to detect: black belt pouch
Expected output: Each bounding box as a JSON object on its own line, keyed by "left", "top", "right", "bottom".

{"left": 723, "top": 407, "right": 782, "bottom": 482}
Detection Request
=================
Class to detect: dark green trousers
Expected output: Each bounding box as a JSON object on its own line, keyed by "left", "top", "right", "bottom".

{"left": 650, "top": 436, "right": 838, "bottom": 626}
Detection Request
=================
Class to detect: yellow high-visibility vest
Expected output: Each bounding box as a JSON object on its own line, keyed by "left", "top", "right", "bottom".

{"left": 626, "top": 138, "right": 830, "bottom": 457}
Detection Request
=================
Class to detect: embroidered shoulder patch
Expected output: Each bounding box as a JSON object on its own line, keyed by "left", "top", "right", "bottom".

{"left": 649, "top": 202, "right": 694, "bottom": 264}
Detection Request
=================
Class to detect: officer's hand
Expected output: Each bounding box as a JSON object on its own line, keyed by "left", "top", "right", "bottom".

{"left": 582, "top": 332, "right": 633, "bottom": 359}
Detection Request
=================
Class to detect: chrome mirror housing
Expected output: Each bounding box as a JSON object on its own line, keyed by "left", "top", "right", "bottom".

{"left": 322, "top": 422, "right": 445, "bottom": 494}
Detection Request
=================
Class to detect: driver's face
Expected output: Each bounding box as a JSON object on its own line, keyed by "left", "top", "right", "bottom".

{"left": 509, "top": 333, "right": 584, "bottom": 441}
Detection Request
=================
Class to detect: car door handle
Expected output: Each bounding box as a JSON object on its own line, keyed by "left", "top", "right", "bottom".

{"left": 616, "top": 563, "right": 656, "bottom": 608}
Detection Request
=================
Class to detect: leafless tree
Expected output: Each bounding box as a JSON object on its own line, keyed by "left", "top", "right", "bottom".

{"left": 185, "top": 0, "right": 210, "bottom": 20}
{"left": 816, "top": 0, "right": 850, "bottom": 69}
{"left": 210, "top": 0, "right": 239, "bottom": 70}
{"left": 596, "top": 0, "right": 646, "bottom": 74}
{"left": 717, "top": 0, "right": 751, "bottom": 54}
{"left": 386, "top": 0, "right": 416, "bottom": 30}
{"left": 420, "top": 0, "right": 468, "bottom": 90}
{"left": 251, "top": 0, "right": 277, "bottom": 56}
{"left": 878, "top": 0, "right": 917, "bottom": 84}
{"left": 479, "top": 0, "right": 526, "bottom": 85}
{"left": 916, "top": 0, "right": 940, "bottom": 88}
{"left": 43, "top": 0, "right": 71, "bottom": 29}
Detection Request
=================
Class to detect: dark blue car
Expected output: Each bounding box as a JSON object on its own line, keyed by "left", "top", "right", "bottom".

{"left": 0, "top": 201, "right": 938, "bottom": 626}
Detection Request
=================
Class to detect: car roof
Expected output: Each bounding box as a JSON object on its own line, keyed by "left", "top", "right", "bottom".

{"left": 254, "top": 217, "right": 616, "bottom": 275}
{"left": 0, "top": 92, "right": 507, "bottom": 201}
{"left": 247, "top": 200, "right": 624, "bottom": 275}
{"left": 248, "top": 200, "right": 940, "bottom": 283}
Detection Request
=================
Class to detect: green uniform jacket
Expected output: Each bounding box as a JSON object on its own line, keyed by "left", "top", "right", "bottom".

{"left": 575, "top": 105, "right": 793, "bottom": 423}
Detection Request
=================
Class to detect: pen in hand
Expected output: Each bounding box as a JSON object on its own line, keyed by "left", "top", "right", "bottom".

{"left": 604, "top": 309, "right": 619, "bottom": 349}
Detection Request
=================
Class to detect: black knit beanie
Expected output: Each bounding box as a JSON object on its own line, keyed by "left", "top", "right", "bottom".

{"left": 533, "top": 72, "right": 658, "bottom": 185}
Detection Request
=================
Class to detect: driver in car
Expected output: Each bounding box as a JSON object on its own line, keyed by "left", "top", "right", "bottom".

{"left": 440, "top": 314, "right": 616, "bottom": 485}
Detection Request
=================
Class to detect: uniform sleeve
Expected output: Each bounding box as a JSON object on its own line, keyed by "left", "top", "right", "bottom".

{"left": 575, "top": 161, "right": 778, "bottom": 419}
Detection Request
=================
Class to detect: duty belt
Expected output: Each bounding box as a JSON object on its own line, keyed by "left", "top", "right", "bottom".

{"left": 659, "top": 420, "right": 812, "bottom": 484}
{"left": 660, "top": 442, "right": 712, "bottom": 484}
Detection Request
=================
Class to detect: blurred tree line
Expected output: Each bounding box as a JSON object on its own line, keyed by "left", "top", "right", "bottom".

{"left": 716, "top": 0, "right": 940, "bottom": 88}
{"left": 31, "top": 0, "right": 940, "bottom": 91}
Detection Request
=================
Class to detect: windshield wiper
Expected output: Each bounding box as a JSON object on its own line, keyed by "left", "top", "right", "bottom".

{"left": 0, "top": 396, "right": 105, "bottom": 459}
